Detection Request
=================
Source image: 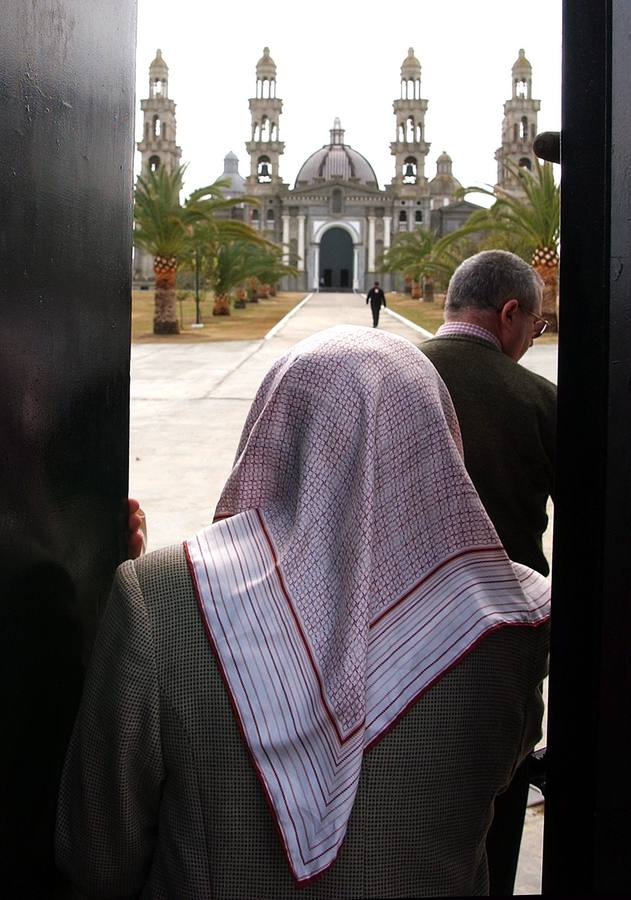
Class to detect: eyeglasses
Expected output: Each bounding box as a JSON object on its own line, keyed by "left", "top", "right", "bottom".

{"left": 518, "top": 305, "right": 549, "bottom": 337}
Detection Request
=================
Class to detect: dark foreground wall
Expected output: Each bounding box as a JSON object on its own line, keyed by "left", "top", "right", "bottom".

{"left": 0, "top": 1, "right": 137, "bottom": 892}
{"left": 544, "top": 0, "right": 631, "bottom": 893}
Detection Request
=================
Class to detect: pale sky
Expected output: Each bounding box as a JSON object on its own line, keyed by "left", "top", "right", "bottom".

{"left": 135, "top": 0, "right": 562, "bottom": 198}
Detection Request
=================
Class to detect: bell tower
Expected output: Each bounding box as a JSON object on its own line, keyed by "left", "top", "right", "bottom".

{"left": 495, "top": 49, "right": 541, "bottom": 190}
{"left": 390, "top": 48, "right": 430, "bottom": 190}
{"left": 245, "top": 47, "right": 285, "bottom": 190}
{"left": 137, "top": 49, "right": 182, "bottom": 174}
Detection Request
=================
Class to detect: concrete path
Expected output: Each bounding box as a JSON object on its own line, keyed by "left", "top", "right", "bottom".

{"left": 130, "top": 290, "right": 557, "bottom": 896}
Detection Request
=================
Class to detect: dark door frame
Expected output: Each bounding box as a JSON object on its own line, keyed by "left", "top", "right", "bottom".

{"left": 543, "top": 1, "right": 631, "bottom": 893}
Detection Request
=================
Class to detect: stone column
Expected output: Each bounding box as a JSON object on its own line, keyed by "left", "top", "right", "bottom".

{"left": 297, "top": 215, "right": 305, "bottom": 271}
{"left": 368, "top": 215, "right": 376, "bottom": 271}
{"left": 281, "top": 214, "right": 290, "bottom": 263}
{"left": 353, "top": 246, "right": 360, "bottom": 290}
{"left": 313, "top": 245, "right": 320, "bottom": 289}
{"left": 383, "top": 215, "right": 392, "bottom": 249}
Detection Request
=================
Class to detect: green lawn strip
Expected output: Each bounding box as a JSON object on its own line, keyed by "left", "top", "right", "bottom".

{"left": 132, "top": 291, "right": 307, "bottom": 342}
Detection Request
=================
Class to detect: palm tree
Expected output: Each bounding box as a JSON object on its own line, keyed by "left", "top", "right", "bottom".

{"left": 191, "top": 222, "right": 278, "bottom": 316}
{"left": 246, "top": 243, "right": 299, "bottom": 296}
{"left": 201, "top": 240, "right": 298, "bottom": 314}
{"left": 379, "top": 228, "right": 436, "bottom": 298}
{"left": 133, "top": 165, "right": 255, "bottom": 333}
{"left": 458, "top": 160, "right": 560, "bottom": 326}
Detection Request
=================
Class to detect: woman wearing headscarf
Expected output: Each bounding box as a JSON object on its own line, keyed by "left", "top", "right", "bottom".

{"left": 56, "top": 326, "right": 549, "bottom": 898}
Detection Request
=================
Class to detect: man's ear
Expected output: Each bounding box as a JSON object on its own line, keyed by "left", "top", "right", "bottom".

{"left": 498, "top": 298, "right": 519, "bottom": 327}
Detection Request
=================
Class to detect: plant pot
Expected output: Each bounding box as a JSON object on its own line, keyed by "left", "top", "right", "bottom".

{"left": 212, "top": 294, "right": 231, "bottom": 316}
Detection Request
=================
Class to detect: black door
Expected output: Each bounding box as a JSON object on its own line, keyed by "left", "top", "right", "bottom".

{"left": 319, "top": 227, "right": 353, "bottom": 290}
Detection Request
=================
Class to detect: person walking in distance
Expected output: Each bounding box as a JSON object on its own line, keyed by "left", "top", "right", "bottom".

{"left": 366, "top": 281, "right": 386, "bottom": 327}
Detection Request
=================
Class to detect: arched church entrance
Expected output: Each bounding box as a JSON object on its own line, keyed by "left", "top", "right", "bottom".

{"left": 319, "top": 227, "right": 354, "bottom": 290}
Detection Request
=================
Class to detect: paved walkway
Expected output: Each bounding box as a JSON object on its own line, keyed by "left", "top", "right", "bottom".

{"left": 130, "top": 291, "right": 557, "bottom": 896}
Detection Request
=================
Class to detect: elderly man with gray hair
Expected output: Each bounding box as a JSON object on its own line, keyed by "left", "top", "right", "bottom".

{"left": 422, "top": 249, "right": 556, "bottom": 895}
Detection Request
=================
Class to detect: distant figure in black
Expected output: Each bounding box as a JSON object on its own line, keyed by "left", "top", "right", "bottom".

{"left": 366, "top": 281, "right": 386, "bottom": 327}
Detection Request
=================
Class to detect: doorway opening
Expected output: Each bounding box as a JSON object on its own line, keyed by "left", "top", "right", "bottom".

{"left": 319, "top": 227, "right": 353, "bottom": 291}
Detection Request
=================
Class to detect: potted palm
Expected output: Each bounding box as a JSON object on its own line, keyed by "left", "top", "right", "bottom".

{"left": 380, "top": 228, "right": 436, "bottom": 302}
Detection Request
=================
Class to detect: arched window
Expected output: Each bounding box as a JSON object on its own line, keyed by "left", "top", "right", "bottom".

{"left": 257, "top": 156, "right": 272, "bottom": 183}
{"left": 148, "top": 155, "right": 160, "bottom": 173}
{"left": 520, "top": 117, "right": 529, "bottom": 140}
{"left": 406, "top": 116, "right": 415, "bottom": 142}
{"left": 415, "top": 209, "right": 423, "bottom": 223}
{"left": 152, "top": 115, "right": 161, "bottom": 138}
{"left": 518, "top": 157, "right": 532, "bottom": 171}
{"left": 402, "top": 156, "right": 417, "bottom": 184}
{"left": 515, "top": 78, "right": 527, "bottom": 99}
{"left": 399, "top": 210, "right": 407, "bottom": 223}
{"left": 251, "top": 208, "right": 260, "bottom": 222}
{"left": 260, "top": 116, "right": 270, "bottom": 142}
{"left": 266, "top": 207, "right": 275, "bottom": 222}
{"left": 151, "top": 79, "right": 165, "bottom": 98}
{"left": 331, "top": 189, "right": 342, "bottom": 213}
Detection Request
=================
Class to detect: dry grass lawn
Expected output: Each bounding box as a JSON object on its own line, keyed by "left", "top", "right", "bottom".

{"left": 387, "top": 292, "right": 447, "bottom": 334}
{"left": 132, "top": 291, "right": 307, "bottom": 342}
{"left": 387, "top": 291, "right": 558, "bottom": 344}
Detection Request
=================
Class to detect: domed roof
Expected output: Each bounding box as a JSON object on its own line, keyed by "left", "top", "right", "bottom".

{"left": 512, "top": 48, "right": 532, "bottom": 76}
{"left": 218, "top": 150, "right": 245, "bottom": 196}
{"left": 150, "top": 49, "right": 168, "bottom": 76}
{"left": 401, "top": 47, "right": 421, "bottom": 78}
{"left": 429, "top": 151, "right": 461, "bottom": 195}
{"left": 256, "top": 46, "right": 277, "bottom": 78}
{"left": 294, "top": 118, "right": 379, "bottom": 188}
{"left": 429, "top": 174, "right": 462, "bottom": 196}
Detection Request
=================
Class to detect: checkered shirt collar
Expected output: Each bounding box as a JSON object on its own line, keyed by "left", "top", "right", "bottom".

{"left": 435, "top": 321, "right": 502, "bottom": 351}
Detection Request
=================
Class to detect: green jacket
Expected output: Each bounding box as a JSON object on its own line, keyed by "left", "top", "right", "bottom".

{"left": 422, "top": 334, "right": 556, "bottom": 575}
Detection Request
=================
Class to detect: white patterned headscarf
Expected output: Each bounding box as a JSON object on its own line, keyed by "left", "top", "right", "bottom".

{"left": 186, "top": 325, "right": 550, "bottom": 884}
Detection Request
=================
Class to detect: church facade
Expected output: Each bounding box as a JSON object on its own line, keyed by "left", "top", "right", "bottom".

{"left": 135, "top": 47, "right": 541, "bottom": 292}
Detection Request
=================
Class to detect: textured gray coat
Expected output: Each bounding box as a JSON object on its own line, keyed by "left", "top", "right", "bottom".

{"left": 56, "top": 544, "right": 548, "bottom": 899}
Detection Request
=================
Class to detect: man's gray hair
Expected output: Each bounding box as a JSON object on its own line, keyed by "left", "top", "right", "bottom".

{"left": 445, "top": 250, "right": 543, "bottom": 313}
